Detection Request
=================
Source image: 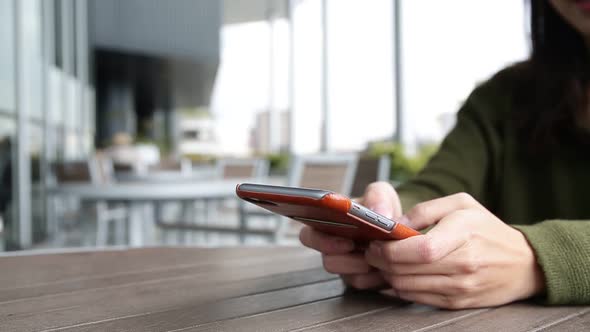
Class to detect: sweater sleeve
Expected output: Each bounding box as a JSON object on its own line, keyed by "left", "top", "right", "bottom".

{"left": 397, "top": 82, "right": 503, "bottom": 212}
{"left": 513, "top": 221, "right": 590, "bottom": 305}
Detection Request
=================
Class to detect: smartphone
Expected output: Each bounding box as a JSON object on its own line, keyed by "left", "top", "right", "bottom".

{"left": 236, "top": 183, "right": 420, "bottom": 241}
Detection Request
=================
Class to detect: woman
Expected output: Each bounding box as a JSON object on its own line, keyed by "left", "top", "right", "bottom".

{"left": 300, "top": 0, "right": 590, "bottom": 309}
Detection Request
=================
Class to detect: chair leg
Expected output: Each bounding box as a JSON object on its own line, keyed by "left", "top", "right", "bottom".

{"left": 96, "top": 218, "right": 108, "bottom": 247}
{"left": 238, "top": 200, "right": 247, "bottom": 244}
{"left": 273, "top": 215, "right": 284, "bottom": 244}
{"left": 115, "top": 218, "right": 126, "bottom": 245}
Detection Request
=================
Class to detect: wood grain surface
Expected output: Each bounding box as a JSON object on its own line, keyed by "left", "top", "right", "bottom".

{"left": 0, "top": 246, "right": 587, "bottom": 332}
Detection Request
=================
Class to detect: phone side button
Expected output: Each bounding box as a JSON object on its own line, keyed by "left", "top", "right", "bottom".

{"left": 364, "top": 212, "right": 378, "bottom": 221}
{"left": 376, "top": 218, "right": 394, "bottom": 231}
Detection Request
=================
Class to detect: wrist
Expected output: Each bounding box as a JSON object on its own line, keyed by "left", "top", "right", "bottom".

{"left": 515, "top": 229, "right": 546, "bottom": 299}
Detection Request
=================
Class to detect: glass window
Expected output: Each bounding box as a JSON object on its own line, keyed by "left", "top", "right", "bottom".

{"left": 29, "top": 123, "right": 45, "bottom": 242}
{"left": 48, "top": 66, "right": 65, "bottom": 127}
{"left": 64, "top": 74, "right": 78, "bottom": 131}
{"left": 401, "top": 0, "right": 528, "bottom": 147}
{"left": 54, "top": 0, "right": 63, "bottom": 69}
{"left": 72, "top": 0, "right": 78, "bottom": 78}
{"left": 65, "top": 130, "right": 81, "bottom": 160}
{"left": 54, "top": 125, "right": 66, "bottom": 161}
{"left": 0, "top": 115, "right": 16, "bottom": 249}
{"left": 211, "top": 19, "right": 290, "bottom": 155}
{"left": 21, "top": 0, "right": 44, "bottom": 121}
{"left": 326, "top": 0, "right": 394, "bottom": 151}
{"left": 291, "top": 0, "right": 323, "bottom": 154}
{"left": 0, "top": 0, "right": 15, "bottom": 112}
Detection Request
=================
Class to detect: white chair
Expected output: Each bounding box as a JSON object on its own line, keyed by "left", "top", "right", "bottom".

{"left": 216, "top": 158, "right": 269, "bottom": 181}
{"left": 51, "top": 157, "right": 128, "bottom": 246}
{"left": 287, "top": 153, "right": 358, "bottom": 194}
{"left": 148, "top": 158, "right": 193, "bottom": 175}
{"left": 349, "top": 155, "right": 391, "bottom": 198}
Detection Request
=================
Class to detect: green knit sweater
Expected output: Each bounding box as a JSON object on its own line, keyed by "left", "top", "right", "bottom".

{"left": 396, "top": 69, "right": 590, "bottom": 305}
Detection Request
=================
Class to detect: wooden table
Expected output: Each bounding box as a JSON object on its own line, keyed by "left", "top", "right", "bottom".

{"left": 1, "top": 246, "right": 588, "bottom": 332}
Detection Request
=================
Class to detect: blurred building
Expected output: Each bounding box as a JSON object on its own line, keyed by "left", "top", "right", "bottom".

{"left": 178, "top": 113, "right": 220, "bottom": 157}
{"left": 90, "top": 0, "right": 221, "bottom": 151}
{"left": 251, "top": 110, "right": 291, "bottom": 154}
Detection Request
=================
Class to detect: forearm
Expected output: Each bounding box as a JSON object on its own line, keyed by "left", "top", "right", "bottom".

{"left": 514, "top": 220, "right": 590, "bottom": 305}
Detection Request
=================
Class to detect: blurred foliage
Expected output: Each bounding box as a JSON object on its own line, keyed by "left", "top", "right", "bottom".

{"left": 262, "top": 152, "right": 291, "bottom": 175}
{"left": 182, "top": 153, "right": 216, "bottom": 164}
{"left": 178, "top": 107, "right": 210, "bottom": 118}
{"left": 367, "top": 142, "right": 439, "bottom": 182}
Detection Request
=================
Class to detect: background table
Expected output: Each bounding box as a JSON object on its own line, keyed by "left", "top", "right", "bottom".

{"left": 114, "top": 166, "right": 218, "bottom": 183}
{"left": 1, "top": 246, "right": 588, "bottom": 331}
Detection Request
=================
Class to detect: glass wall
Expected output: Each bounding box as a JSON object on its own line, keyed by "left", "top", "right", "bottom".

{"left": 0, "top": 0, "right": 94, "bottom": 250}
{"left": 0, "top": 0, "right": 15, "bottom": 113}
{"left": 401, "top": 0, "right": 527, "bottom": 148}
{"left": 0, "top": 0, "right": 17, "bottom": 249}
{"left": 213, "top": 0, "right": 527, "bottom": 156}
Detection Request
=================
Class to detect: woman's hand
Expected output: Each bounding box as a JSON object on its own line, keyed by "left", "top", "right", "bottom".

{"left": 299, "top": 182, "right": 402, "bottom": 290}
{"left": 365, "top": 193, "right": 545, "bottom": 309}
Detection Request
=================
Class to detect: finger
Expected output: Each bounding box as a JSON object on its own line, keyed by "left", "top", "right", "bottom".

{"left": 299, "top": 226, "right": 355, "bottom": 255}
{"left": 368, "top": 211, "right": 473, "bottom": 264}
{"left": 360, "top": 182, "right": 402, "bottom": 219}
{"left": 404, "top": 192, "right": 482, "bottom": 229}
{"left": 364, "top": 245, "right": 390, "bottom": 272}
{"left": 374, "top": 248, "right": 478, "bottom": 275}
{"left": 382, "top": 273, "right": 459, "bottom": 295}
{"left": 322, "top": 253, "right": 372, "bottom": 274}
{"left": 392, "top": 291, "right": 474, "bottom": 310}
{"left": 341, "top": 272, "right": 387, "bottom": 290}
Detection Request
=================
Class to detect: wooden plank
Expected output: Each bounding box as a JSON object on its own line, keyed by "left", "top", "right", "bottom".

{"left": 300, "top": 304, "right": 487, "bottom": 332}
{"left": 408, "top": 303, "right": 587, "bottom": 332}
{"left": 187, "top": 291, "right": 396, "bottom": 332}
{"left": 539, "top": 308, "right": 590, "bottom": 332}
{"left": 0, "top": 247, "right": 310, "bottom": 289}
{"left": 0, "top": 249, "right": 318, "bottom": 302}
{"left": 0, "top": 267, "right": 336, "bottom": 331}
{"left": 52, "top": 279, "right": 346, "bottom": 332}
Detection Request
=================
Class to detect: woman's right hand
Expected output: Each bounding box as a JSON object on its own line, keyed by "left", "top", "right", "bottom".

{"left": 298, "top": 182, "right": 403, "bottom": 290}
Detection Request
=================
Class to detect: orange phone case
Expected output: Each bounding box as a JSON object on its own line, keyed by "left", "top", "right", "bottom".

{"left": 236, "top": 183, "right": 420, "bottom": 241}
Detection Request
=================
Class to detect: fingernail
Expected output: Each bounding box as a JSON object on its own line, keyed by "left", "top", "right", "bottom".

{"left": 336, "top": 239, "right": 355, "bottom": 252}
{"left": 397, "top": 215, "right": 411, "bottom": 226}
{"left": 369, "top": 241, "right": 382, "bottom": 257}
{"left": 380, "top": 288, "right": 398, "bottom": 297}
{"left": 370, "top": 203, "right": 393, "bottom": 218}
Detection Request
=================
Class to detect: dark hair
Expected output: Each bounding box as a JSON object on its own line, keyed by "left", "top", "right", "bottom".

{"left": 514, "top": 0, "right": 590, "bottom": 149}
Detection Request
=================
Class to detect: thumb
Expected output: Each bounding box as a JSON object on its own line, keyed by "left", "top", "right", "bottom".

{"left": 361, "top": 182, "right": 402, "bottom": 219}
{"left": 403, "top": 192, "right": 480, "bottom": 230}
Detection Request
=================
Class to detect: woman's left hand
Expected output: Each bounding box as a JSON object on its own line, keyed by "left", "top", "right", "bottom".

{"left": 365, "top": 192, "right": 545, "bottom": 309}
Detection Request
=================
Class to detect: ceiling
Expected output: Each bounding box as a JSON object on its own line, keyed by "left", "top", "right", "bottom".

{"left": 223, "top": 0, "right": 289, "bottom": 25}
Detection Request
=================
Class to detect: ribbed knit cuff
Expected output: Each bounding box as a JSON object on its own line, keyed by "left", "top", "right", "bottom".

{"left": 513, "top": 220, "right": 590, "bottom": 305}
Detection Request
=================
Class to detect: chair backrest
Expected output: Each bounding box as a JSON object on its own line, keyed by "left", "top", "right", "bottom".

{"left": 94, "top": 153, "right": 116, "bottom": 184}
{"left": 217, "top": 158, "right": 269, "bottom": 181}
{"left": 52, "top": 161, "right": 94, "bottom": 184}
{"left": 288, "top": 154, "right": 358, "bottom": 196}
{"left": 148, "top": 158, "right": 192, "bottom": 174}
{"left": 349, "top": 155, "right": 391, "bottom": 198}
{"left": 52, "top": 158, "right": 109, "bottom": 185}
